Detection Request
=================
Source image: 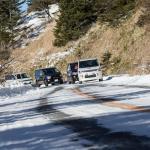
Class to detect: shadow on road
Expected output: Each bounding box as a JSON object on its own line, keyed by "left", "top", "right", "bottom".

{"left": 37, "top": 91, "right": 150, "bottom": 150}
{"left": 57, "top": 117, "right": 150, "bottom": 150}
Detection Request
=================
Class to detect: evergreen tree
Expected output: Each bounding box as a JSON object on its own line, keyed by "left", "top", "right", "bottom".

{"left": 0, "top": 0, "right": 23, "bottom": 61}
{"left": 95, "top": 0, "right": 136, "bottom": 26}
{"left": 54, "top": 0, "right": 136, "bottom": 46}
{"left": 54, "top": 0, "right": 97, "bottom": 46}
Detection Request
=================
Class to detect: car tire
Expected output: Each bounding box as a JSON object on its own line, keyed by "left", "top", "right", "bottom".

{"left": 51, "top": 82, "right": 55, "bottom": 85}
{"left": 72, "top": 80, "right": 75, "bottom": 84}
{"left": 44, "top": 80, "right": 48, "bottom": 86}
{"left": 36, "top": 81, "right": 40, "bottom": 87}
{"left": 99, "top": 78, "right": 103, "bottom": 82}
{"left": 37, "top": 84, "right": 41, "bottom": 87}
{"left": 59, "top": 79, "right": 63, "bottom": 84}
{"left": 70, "top": 77, "right": 75, "bottom": 84}
{"left": 79, "top": 81, "right": 82, "bottom": 84}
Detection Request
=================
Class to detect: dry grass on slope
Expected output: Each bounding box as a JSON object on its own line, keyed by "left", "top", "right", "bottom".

{"left": 61, "top": 7, "right": 150, "bottom": 75}
{"left": 9, "top": 1, "right": 150, "bottom": 76}
{"left": 10, "top": 21, "right": 67, "bottom": 74}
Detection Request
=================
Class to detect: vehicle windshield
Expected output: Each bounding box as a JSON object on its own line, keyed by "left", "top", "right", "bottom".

{"left": 79, "top": 59, "right": 99, "bottom": 68}
{"left": 43, "top": 68, "right": 60, "bottom": 75}
{"left": 5, "top": 75, "right": 15, "bottom": 80}
{"left": 70, "top": 63, "right": 78, "bottom": 72}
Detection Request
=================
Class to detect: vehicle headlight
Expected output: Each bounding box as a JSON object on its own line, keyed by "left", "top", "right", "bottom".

{"left": 47, "top": 76, "right": 51, "bottom": 80}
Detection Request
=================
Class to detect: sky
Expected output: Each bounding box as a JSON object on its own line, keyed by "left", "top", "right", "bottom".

{"left": 21, "top": 2, "right": 28, "bottom": 12}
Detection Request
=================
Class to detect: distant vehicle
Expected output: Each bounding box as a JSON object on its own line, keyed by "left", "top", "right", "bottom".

{"left": 15, "top": 73, "right": 33, "bottom": 85}
{"left": 35, "top": 67, "right": 63, "bottom": 87}
{"left": 67, "top": 62, "right": 78, "bottom": 84}
{"left": 78, "top": 58, "right": 103, "bottom": 83}
{"left": 5, "top": 74, "right": 15, "bottom": 81}
{"left": 5, "top": 73, "right": 33, "bottom": 85}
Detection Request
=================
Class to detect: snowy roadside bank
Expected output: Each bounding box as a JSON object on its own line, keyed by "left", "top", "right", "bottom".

{"left": 0, "top": 85, "right": 35, "bottom": 99}
{"left": 0, "top": 74, "right": 149, "bottom": 98}
{"left": 0, "top": 84, "right": 54, "bottom": 100}
{"left": 103, "top": 74, "right": 150, "bottom": 87}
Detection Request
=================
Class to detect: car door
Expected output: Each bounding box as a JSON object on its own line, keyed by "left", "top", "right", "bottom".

{"left": 35, "top": 70, "right": 44, "bottom": 81}
{"left": 67, "top": 64, "right": 72, "bottom": 77}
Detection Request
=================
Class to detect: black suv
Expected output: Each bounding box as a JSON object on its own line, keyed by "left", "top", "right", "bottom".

{"left": 67, "top": 62, "right": 78, "bottom": 84}
{"left": 35, "top": 67, "right": 63, "bottom": 87}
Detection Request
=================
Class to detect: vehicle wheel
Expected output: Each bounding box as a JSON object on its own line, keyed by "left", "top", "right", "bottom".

{"left": 70, "top": 77, "right": 75, "bottom": 84}
{"left": 51, "top": 82, "right": 55, "bottom": 85}
{"left": 72, "top": 80, "right": 75, "bottom": 84}
{"left": 68, "top": 77, "right": 72, "bottom": 84}
{"left": 37, "top": 84, "right": 40, "bottom": 87}
{"left": 60, "top": 79, "right": 63, "bottom": 84}
{"left": 99, "top": 78, "right": 103, "bottom": 82}
{"left": 36, "top": 81, "right": 40, "bottom": 87}
{"left": 79, "top": 81, "right": 82, "bottom": 84}
{"left": 44, "top": 80, "right": 48, "bottom": 86}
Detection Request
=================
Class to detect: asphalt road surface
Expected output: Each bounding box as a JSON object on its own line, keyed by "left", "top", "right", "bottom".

{"left": 37, "top": 84, "right": 150, "bottom": 150}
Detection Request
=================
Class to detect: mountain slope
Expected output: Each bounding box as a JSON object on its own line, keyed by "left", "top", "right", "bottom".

{"left": 58, "top": 2, "right": 150, "bottom": 75}
{"left": 9, "top": 1, "right": 150, "bottom": 76}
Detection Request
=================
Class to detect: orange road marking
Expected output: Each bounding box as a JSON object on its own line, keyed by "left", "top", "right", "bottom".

{"left": 71, "top": 88, "right": 150, "bottom": 113}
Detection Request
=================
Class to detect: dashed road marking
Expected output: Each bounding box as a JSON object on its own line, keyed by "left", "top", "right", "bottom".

{"left": 72, "top": 88, "right": 150, "bottom": 113}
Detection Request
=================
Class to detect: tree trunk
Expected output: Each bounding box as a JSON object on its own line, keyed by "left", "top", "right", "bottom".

{"left": 45, "top": 8, "right": 52, "bottom": 22}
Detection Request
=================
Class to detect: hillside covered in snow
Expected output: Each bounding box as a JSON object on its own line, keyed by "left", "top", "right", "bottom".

{"left": 15, "top": 4, "right": 59, "bottom": 48}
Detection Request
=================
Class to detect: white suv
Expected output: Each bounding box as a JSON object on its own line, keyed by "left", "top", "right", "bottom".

{"left": 15, "top": 73, "right": 33, "bottom": 85}
{"left": 5, "top": 73, "right": 33, "bottom": 85}
{"left": 78, "top": 58, "right": 103, "bottom": 83}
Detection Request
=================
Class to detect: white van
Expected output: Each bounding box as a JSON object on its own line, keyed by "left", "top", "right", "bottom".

{"left": 78, "top": 58, "right": 103, "bottom": 83}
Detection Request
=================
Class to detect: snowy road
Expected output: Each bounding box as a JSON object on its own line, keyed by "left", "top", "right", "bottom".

{"left": 0, "top": 78, "right": 150, "bottom": 149}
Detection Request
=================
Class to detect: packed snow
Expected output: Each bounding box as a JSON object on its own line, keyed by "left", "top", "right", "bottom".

{"left": 0, "top": 74, "right": 150, "bottom": 149}
{"left": 103, "top": 74, "right": 150, "bottom": 87}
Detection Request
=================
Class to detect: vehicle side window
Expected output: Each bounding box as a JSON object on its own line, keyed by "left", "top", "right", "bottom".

{"left": 67, "top": 65, "right": 71, "bottom": 71}
{"left": 16, "top": 74, "right": 21, "bottom": 79}
{"left": 74, "top": 64, "right": 78, "bottom": 70}
{"left": 35, "top": 70, "right": 43, "bottom": 79}
{"left": 21, "top": 73, "right": 28, "bottom": 78}
{"left": 39, "top": 70, "right": 43, "bottom": 76}
{"left": 5, "top": 75, "right": 15, "bottom": 80}
{"left": 35, "top": 71, "right": 38, "bottom": 79}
